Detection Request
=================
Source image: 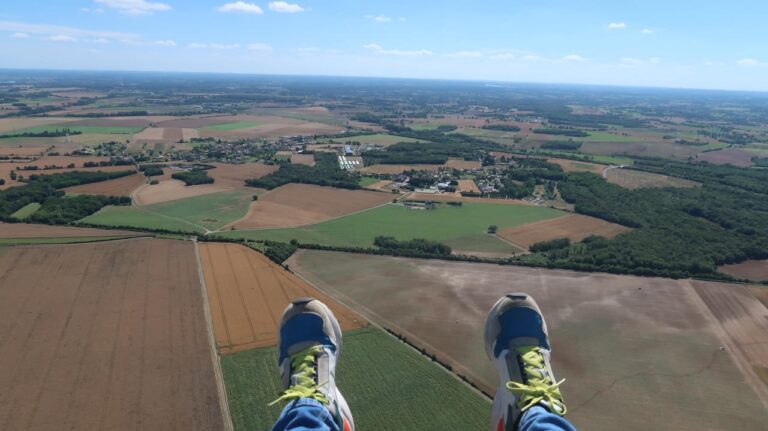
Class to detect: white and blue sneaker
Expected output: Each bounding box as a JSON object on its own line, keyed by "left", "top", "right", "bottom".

{"left": 484, "top": 293, "right": 567, "bottom": 431}
{"left": 272, "top": 297, "right": 355, "bottom": 431}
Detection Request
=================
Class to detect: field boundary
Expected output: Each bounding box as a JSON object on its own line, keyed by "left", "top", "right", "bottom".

{"left": 287, "top": 252, "right": 493, "bottom": 402}
{"left": 194, "top": 239, "right": 235, "bottom": 431}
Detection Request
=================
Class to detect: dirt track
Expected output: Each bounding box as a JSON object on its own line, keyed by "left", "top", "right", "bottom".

{"left": 228, "top": 183, "right": 392, "bottom": 229}
{"left": 0, "top": 239, "right": 225, "bottom": 431}
{"left": 198, "top": 243, "right": 365, "bottom": 354}
{"left": 497, "top": 214, "right": 631, "bottom": 248}
{"left": 0, "top": 222, "right": 140, "bottom": 238}
{"left": 289, "top": 250, "right": 768, "bottom": 431}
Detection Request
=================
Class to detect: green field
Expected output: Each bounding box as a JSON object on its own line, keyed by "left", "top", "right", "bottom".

{"left": 531, "top": 149, "right": 634, "bottom": 165}
{"left": 10, "top": 202, "right": 41, "bottom": 220}
{"left": 219, "top": 202, "right": 563, "bottom": 254}
{"left": 0, "top": 236, "right": 132, "bottom": 245}
{"left": 222, "top": 327, "right": 489, "bottom": 431}
{"left": 358, "top": 176, "right": 380, "bottom": 187}
{"left": 80, "top": 190, "right": 252, "bottom": 232}
{"left": 203, "top": 120, "right": 263, "bottom": 131}
{"left": 580, "top": 131, "right": 646, "bottom": 143}
{"left": 9, "top": 125, "right": 145, "bottom": 135}
{"left": 332, "top": 133, "right": 428, "bottom": 146}
{"left": 80, "top": 206, "right": 204, "bottom": 233}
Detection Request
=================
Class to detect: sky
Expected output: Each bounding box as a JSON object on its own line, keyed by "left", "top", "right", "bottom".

{"left": 0, "top": 0, "right": 767, "bottom": 91}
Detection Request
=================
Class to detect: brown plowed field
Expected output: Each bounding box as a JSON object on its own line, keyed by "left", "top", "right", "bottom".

{"left": 0, "top": 156, "right": 129, "bottom": 189}
{"left": 132, "top": 179, "right": 229, "bottom": 206}
{"left": 408, "top": 192, "right": 528, "bottom": 205}
{"left": 0, "top": 239, "right": 226, "bottom": 431}
{"left": 718, "top": 260, "right": 768, "bottom": 281}
{"left": 444, "top": 158, "right": 482, "bottom": 170}
{"left": 289, "top": 250, "right": 768, "bottom": 431}
{"left": 0, "top": 117, "right": 75, "bottom": 133}
{"left": 229, "top": 183, "right": 392, "bottom": 229}
{"left": 457, "top": 179, "right": 481, "bottom": 193}
{"left": 64, "top": 173, "right": 146, "bottom": 197}
{"left": 697, "top": 148, "right": 754, "bottom": 167}
{"left": 0, "top": 222, "right": 140, "bottom": 238}
{"left": 198, "top": 242, "right": 365, "bottom": 354}
{"left": 605, "top": 168, "right": 699, "bottom": 189}
{"left": 497, "top": 214, "right": 631, "bottom": 249}
{"left": 290, "top": 153, "right": 315, "bottom": 166}
{"left": 548, "top": 158, "right": 606, "bottom": 175}
{"left": 207, "top": 162, "right": 278, "bottom": 189}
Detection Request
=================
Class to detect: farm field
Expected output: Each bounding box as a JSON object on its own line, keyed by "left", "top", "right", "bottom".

{"left": 0, "top": 235, "right": 132, "bottom": 245}
{"left": 718, "top": 260, "right": 768, "bottom": 281}
{"left": 697, "top": 148, "right": 755, "bottom": 167}
{"left": 0, "top": 239, "right": 226, "bottom": 430}
{"left": 497, "top": 214, "right": 631, "bottom": 249}
{"left": 226, "top": 183, "right": 392, "bottom": 229}
{"left": 132, "top": 179, "right": 229, "bottom": 206}
{"left": 457, "top": 179, "right": 480, "bottom": 193}
{"left": 10, "top": 202, "right": 40, "bottom": 219}
{"left": 222, "top": 327, "right": 489, "bottom": 431}
{"left": 64, "top": 172, "right": 146, "bottom": 197}
{"left": 221, "top": 202, "right": 563, "bottom": 255}
{"left": 445, "top": 158, "right": 482, "bottom": 170}
{"left": 11, "top": 124, "right": 145, "bottom": 135}
{"left": 146, "top": 190, "right": 254, "bottom": 231}
{"left": 79, "top": 205, "right": 204, "bottom": 233}
{"left": 290, "top": 153, "right": 315, "bottom": 166}
{"left": 0, "top": 221, "right": 140, "bottom": 238}
{"left": 359, "top": 163, "right": 442, "bottom": 174}
{"left": 0, "top": 157, "right": 132, "bottom": 189}
{"left": 605, "top": 167, "right": 700, "bottom": 189}
{"left": 198, "top": 242, "right": 365, "bottom": 354}
{"left": 289, "top": 250, "right": 768, "bottom": 431}
{"left": 203, "top": 120, "right": 264, "bottom": 131}
{"left": 358, "top": 176, "right": 380, "bottom": 187}
{"left": 0, "top": 117, "right": 76, "bottom": 133}
{"left": 332, "top": 133, "right": 428, "bottom": 146}
{"left": 207, "top": 162, "right": 278, "bottom": 189}
{"left": 548, "top": 158, "right": 606, "bottom": 175}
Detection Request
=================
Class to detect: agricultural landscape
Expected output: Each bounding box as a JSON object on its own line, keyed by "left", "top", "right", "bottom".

{"left": 1, "top": 70, "right": 767, "bottom": 431}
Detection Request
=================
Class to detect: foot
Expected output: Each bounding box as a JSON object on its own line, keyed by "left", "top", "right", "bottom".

{"left": 272, "top": 297, "right": 355, "bottom": 431}
{"left": 484, "top": 293, "right": 567, "bottom": 431}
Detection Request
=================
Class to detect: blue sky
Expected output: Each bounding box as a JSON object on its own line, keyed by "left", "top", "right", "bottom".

{"left": 1, "top": 0, "right": 766, "bottom": 91}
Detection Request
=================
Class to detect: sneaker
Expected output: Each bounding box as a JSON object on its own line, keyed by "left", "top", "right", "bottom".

{"left": 271, "top": 297, "right": 355, "bottom": 431}
{"left": 484, "top": 293, "right": 567, "bottom": 431}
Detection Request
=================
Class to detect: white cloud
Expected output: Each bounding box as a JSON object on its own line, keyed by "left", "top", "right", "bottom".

{"left": 218, "top": 1, "right": 264, "bottom": 14}
{"left": 363, "top": 43, "right": 432, "bottom": 57}
{"left": 94, "top": 0, "right": 171, "bottom": 16}
{"left": 188, "top": 42, "right": 240, "bottom": 49}
{"left": 448, "top": 51, "right": 482, "bottom": 58}
{"left": 152, "top": 39, "right": 176, "bottom": 46}
{"left": 0, "top": 20, "right": 136, "bottom": 40}
{"left": 49, "top": 34, "right": 77, "bottom": 42}
{"left": 268, "top": 2, "right": 305, "bottom": 13}
{"left": 619, "top": 57, "right": 643, "bottom": 66}
{"left": 80, "top": 7, "right": 105, "bottom": 13}
{"left": 365, "top": 15, "right": 391, "bottom": 22}
{"left": 738, "top": 58, "right": 760, "bottom": 66}
{"left": 648, "top": 57, "right": 661, "bottom": 64}
{"left": 562, "top": 54, "right": 587, "bottom": 62}
{"left": 641, "top": 28, "right": 654, "bottom": 35}
{"left": 248, "top": 43, "right": 273, "bottom": 51}
{"left": 9, "top": 32, "right": 30, "bottom": 39}
{"left": 607, "top": 22, "right": 627, "bottom": 29}
{"left": 93, "top": 37, "right": 110, "bottom": 44}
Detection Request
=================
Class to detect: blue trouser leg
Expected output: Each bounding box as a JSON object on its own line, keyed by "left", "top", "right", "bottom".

{"left": 518, "top": 406, "right": 578, "bottom": 431}
{"left": 271, "top": 398, "right": 340, "bottom": 431}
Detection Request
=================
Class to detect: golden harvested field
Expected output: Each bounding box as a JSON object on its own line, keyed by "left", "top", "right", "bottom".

{"left": 132, "top": 127, "right": 166, "bottom": 140}
{"left": 0, "top": 156, "right": 132, "bottom": 189}
{"left": 0, "top": 239, "right": 226, "bottom": 430}
{"left": 605, "top": 167, "right": 699, "bottom": 189}
{"left": 64, "top": 173, "right": 146, "bottom": 197}
{"left": 198, "top": 242, "right": 365, "bottom": 354}
{"left": 457, "top": 179, "right": 481, "bottom": 194}
{"left": 228, "top": 183, "right": 392, "bottom": 229}
{"left": 207, "top": 162, "right": 278, "bottom": 189}
{"left": 290, "top": 153, "right": 315, "bottom": 166}
{"left": 0, "top": 222, "right": 140, "bottom": 238}
{"left": 0, "top": 117, "right": 75, "bottom": 133}
{"left": 548, "top": 158, "right": 606, "bottom": 175}
{"left": 290, "top": 250, "right": 768, "bottom": 431}
{"left": 132, "top": 179, "right": 229, "bottom": 206}
{"left": 497, "top": 214, "right": 631, "bottom": 249}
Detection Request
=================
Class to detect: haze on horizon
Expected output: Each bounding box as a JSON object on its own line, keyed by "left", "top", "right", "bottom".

{"left": 1, "top": 0, "right": 767, "bottom": 92}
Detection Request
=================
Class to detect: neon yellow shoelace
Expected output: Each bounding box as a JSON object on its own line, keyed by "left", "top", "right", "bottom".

{"left": 506, "top": 346, "right": 567, "bottom": 416}
{"left": 270, "top": 345, "right": 328, "bottom": 406}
